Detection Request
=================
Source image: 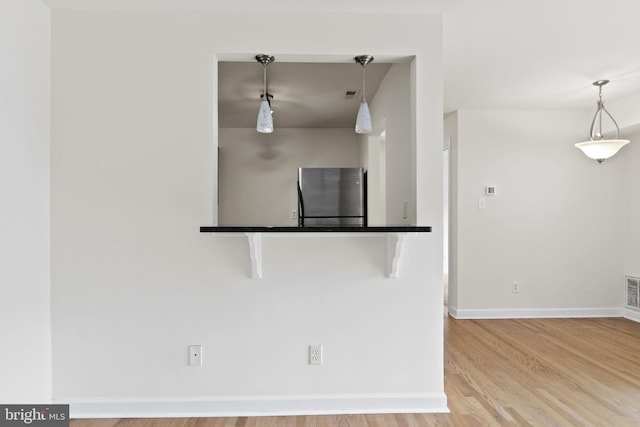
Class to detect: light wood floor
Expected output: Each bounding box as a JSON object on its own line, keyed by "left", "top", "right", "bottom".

{"left": 70, "top": 314, "right": 640, "bottom": 427}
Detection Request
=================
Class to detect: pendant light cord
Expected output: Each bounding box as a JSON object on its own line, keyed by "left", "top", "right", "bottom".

{"left": 255, "top": 54, "right": 274, "bottom": 103}
{"left": 361, "top": 66, "right": 366, "bottom": 103}
{"left": 263, "top": 64, "right": 267, "bottom": 100}
{"left": 355, "top": 55, "right": 373, "bottom": 103}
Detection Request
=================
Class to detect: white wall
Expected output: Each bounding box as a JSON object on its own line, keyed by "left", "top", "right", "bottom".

{"left": 369, "top": 63, "right": 414, "bottom": 225}
{"left": 608, "top": 91, "right": 640, "bottom": 132}
{"left": 364, "top": 131, "right": 387, "bottom": 226}
{"left": 50, "top": 9, "right": 444, "bottom": 415}
{"left": 219, "top": 128, "right": 361, "bottom": 226}
{"left": 449, "top": 110, "right": 625, "bottom": 318}
{"left": 624, "top": 129, "right": 640, "bottom": 278}
{"left": 0, "top": 0, "right": 51, "bottom": 403}
{"left": 444, "top": 113, "right": 458, "bottom": 310}
{"left": 614, "top": 90, "right": 640, "bottom": 279}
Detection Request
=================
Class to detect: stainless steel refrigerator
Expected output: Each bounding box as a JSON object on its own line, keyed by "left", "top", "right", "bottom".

{"left": 297, "top": 167, "right": 367, "bottom": 227}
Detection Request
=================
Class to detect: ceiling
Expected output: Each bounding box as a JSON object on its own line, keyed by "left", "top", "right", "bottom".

{"left": 218, "top": 61, "right": 392, "bottom": 129}
{"left": 443, "top": 0, "right": 640, "bottom": 113}
{"left": 46, "top": 0, "right": 640, "bottom": 125}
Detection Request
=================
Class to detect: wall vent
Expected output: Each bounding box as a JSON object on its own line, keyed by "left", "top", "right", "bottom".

{"left": 626, "top": 276, "right": 640, "bottom": 309}
{"left": 344, "top": 90, "right": 358, "bottom": 99}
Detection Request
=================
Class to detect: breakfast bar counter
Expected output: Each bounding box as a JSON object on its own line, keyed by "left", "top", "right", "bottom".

{"left": 200, "top": 225, "right": 432, "bottom": 278}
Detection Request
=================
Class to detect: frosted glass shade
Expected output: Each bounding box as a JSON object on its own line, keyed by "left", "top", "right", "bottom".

{"left": 256, "top": 99, "right": 273, "bottom": 133}
{"left": 355, "top": 100, "right": 372, "bottom": 134}
{"left": 574, "top": 139, "right": 630, "bottom": 162}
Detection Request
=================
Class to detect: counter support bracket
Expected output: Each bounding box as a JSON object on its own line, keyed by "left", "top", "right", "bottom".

{"left": 245, "top": 232, "right": 262, "bottom": 279}
{"left": 202, "top": 228, "right": 431, "bottom": 279}
{"left": 387, "top": 232, "right": 408, "bottom": 278}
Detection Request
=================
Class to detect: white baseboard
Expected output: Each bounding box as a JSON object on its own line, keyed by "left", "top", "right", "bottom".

{"left": 447, "top": 306, "right": 624, "bottom": 319}
{"left": 625, "top": 308, "right": 640, "bottom": 323}
{"left": 61, "top": 393, "right": 449, "bottom": 419}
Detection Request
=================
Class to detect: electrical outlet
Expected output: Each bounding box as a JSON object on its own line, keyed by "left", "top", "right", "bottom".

{"left": 512, "top": 281, "right": 520, "bottom": 293}
{"left": 478, "top": 197, "right": 487, "bottom": 209}
{"left": 189, "top": 345, "right": 203, "bottom": 366}
{"left": 291, "top": 209, "right": 297, "bottom": 219}
{"left": 309, "top": 344, "right": 323, "bottom": 365}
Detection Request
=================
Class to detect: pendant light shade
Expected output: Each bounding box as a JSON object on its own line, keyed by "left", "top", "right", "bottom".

{"left": 257, "top": 98, "right": 273, "bottom": 133}
{"left": 356, "top": 100, "right": 372, "bottom": 134}
{"left": 354, "top": 55, "right": 374, "bottom": 134}
{"left": 256, "top": 54, "right": 275, "bottom": 133}
{"left": 575, "top": 139, "right": 629, "bottom": 162}
{"left": 575, "top": 80, "right": 630, "bottom": 163}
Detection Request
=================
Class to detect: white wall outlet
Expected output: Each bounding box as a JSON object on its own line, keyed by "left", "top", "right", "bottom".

{"left": 512, "top": 281, "right": 520, "bottom": 293}
{"left": 478, "top": 197, "right": 487, "bottom": 209}
{"left": 309, "top": 344, "right": 323, "bottom": 365}
{"left": 189, "top": 345, "right": 203, "bottom": 366}
{"left": 291, "top": 209, "right": 297, "bottom": 219}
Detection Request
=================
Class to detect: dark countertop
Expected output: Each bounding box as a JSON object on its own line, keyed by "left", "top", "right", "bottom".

{"left": 200, "top": 226, "right": 432, "bottom": 233}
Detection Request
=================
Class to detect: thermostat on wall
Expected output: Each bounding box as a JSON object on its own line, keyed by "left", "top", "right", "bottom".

{"left": 484, "top": 185, "right": 496, "bottom": 196}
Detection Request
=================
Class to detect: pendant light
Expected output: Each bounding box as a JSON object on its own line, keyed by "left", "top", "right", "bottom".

{"left": 355, "top": 55, "right": 374, "bottom": 134}
{"left": 575, "top": 80, "right": 630, "bottom": 163}
{"left": 256, "top": 54, "right": 275, "bottom": 133}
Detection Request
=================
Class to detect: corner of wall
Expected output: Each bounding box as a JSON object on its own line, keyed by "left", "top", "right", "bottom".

{"left": 0, "top": 0, "right": 52, "bottom": 403}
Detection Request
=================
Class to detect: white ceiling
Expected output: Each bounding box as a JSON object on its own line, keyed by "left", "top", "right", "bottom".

{"left": 46, "top": 0, "right": 640, "bottom": 123}
{"left": 218, "top": 61, "right": 392, "bottom": 129}
{"left": 443, "top": 0, "right": 640, "bottom": 113}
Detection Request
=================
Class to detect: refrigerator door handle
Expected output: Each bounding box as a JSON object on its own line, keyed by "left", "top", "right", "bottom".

{"left": 297, "top": 181, "right": 305, "bottom": 227}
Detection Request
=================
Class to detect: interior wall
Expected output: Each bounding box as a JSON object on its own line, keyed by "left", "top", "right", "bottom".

{"left": 450, "top": 110, "right": 625, "bottom": 316}
{"left": 364, "top": 132, "right": 386, "bottom": 226}
{"left": 50, "top": 9, "right": 444, "bottom": 413}
{"left": 369, "top": 63, "right": 414, "bottom": 225}
{"left": 218, "top": 128, "right": 361, "bottom": 226}
{"left": 443, "top": 113, "right": 458, "bottom": 310}
{"left": 607, "top": 91, "right": 640, "bottom": 131}
{"left": 624, "top": 128, "right": 640, "bottom": 278}
{"left": 0, "top": 0, "right": 51, "bottom": 402}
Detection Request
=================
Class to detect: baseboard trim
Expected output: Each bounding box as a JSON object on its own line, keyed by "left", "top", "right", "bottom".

{"left": 624, "top": 308, "right": 640, "bottom": 323}
{"left": 448, "top": 307, "right": 624, "bottom": 319}
{"left": 61, "top": 393, "right": 449, "bottom": 419}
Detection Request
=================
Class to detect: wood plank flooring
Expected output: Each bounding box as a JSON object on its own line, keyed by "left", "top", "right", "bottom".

{"left": 70, "top": 314, "right": 640, "bottom": 427}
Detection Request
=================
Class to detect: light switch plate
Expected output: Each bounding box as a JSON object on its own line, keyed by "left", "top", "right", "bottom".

{"left": 189, "top": 345, "right": 203, "bottom": 366}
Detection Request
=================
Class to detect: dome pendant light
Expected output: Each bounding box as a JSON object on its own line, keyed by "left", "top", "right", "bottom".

{"left": 256, "top": 54, "right": 275, "bottom": 133}
{"left": 355, "top": 55, "right": 374, "bottom": 134}
{"left": 575, "top": 80, "right": 630, "bottom": 163}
